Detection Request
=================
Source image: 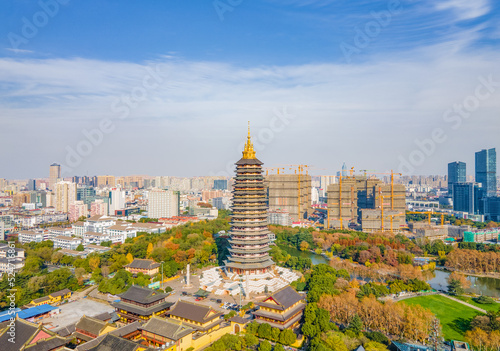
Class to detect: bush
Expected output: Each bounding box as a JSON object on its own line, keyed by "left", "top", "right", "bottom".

{"left": 473, "top": 295, "right": 495, "bottom": 304}
{"left": 365, "top": 331, "right": 390, "bottom": 345}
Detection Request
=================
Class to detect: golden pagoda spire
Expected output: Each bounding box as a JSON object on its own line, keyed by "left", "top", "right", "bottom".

{"left": 242, "top": 121, "right": 256, "bottom": 159}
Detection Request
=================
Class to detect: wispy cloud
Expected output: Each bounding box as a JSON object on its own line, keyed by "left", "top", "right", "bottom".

{"left": 1, "top": 44, "right": 499, "bottom": 178}
{"left": 434, "top": 0, "right": 491, "bottom": 21}
{"left": 5, "top": 48, "right": 34, "bottom": 54}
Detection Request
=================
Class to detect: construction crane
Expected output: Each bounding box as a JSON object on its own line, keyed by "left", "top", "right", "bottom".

{"left": 407, "top": 211, "right": 446, "bottom": 226}
{"left": 264, "top": 167, "right": 285, "bottom": 176}
{"left": 362, "top": 170, "right": 402, "bottom": 210}
{"left": 327, "top": 169, "right": 357, "bottom": 230}
{"left": 388, "top": 212, "right": 406, "bottom": 233}
{"left": 376, "top": 188, "right": 406, "bottom": 231}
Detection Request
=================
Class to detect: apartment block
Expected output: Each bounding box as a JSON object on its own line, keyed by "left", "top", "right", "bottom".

{"left": 267, "top": 174, "right": 312, "bottom": 222}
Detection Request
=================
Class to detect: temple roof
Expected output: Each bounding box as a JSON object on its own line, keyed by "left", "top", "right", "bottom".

{"left": 118, "top": 285, "right": 167, "bottom": 304}
{"left": 168, "top": 300, "right": 223, "bottom": 324}
{"left": 140, "top": 317, "right": 194, "bottom": 341}
{"left": 257, "top": 286, "right": 305, "bottom": 310}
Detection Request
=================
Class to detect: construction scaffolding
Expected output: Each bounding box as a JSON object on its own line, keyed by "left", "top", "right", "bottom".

{"left": 267, "top": 174, "right": 311, "bottom": 222}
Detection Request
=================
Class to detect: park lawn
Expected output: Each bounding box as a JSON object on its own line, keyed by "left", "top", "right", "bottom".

{"left": 401, "top": 295, "right": 483, "bottom": 341}
{"left": 456, "top": 296, "right": 500, "bottom": 312}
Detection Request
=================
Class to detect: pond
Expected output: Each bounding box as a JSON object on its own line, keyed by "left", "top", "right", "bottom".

{"left": 278, "top": 243, "right": 500, "bottom": 297}
{"left": 278, "top": 244, "right": 330, "bottom": 265}
{"left": 427, "top": 269, "right": 500, "bottom": 298}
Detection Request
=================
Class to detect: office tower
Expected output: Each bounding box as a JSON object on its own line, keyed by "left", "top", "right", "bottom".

{"left": 108, "top": 188, "right": 125, "bottom": 215}
{"left": 147, "top": 189, "right": 179, "bottom": 218}
{"left": 26, "top": 179, "right": 36, "bottom": 191}
{"left": 453, "top": 183, "right": 482, "bottom": 214}
{"left": 0, "top": 178, "right": 6, "bottom": 191}
{"left": 225, "top": 126, "right": 274, "bottom": 275}
{"left": 77, "top": 186, "right": 96, "bottom": 201}
{"left": 448, "top": 161, "right": 466, "bottom": 196}
{"left": 213, "top": 179, "right": 228, "bottom": 190}
{"left": 475, "top": 148, "right": 497, "bottom": 197}
{"left": 55, "top": 181, "right": 77, "bottom": 213}
{"left": 49, "top": 163, "right": 61, "bottom": 190}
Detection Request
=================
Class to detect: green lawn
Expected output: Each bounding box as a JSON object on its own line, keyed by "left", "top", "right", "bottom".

{"left": 456, "top": 296, "right": 500, "bottom": 312}
{"left": 401, "top": 294, "right": 483, "bottom": 341}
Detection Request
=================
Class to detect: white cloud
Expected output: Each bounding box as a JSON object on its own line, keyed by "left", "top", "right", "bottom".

{"left": 434, "top": 0, "right": 491, "bottom": 21}
{"left": 1, "top": 45, "right": 499, "bottom": 179}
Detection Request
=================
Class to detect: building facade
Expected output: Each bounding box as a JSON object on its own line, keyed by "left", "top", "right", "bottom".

{"left": 49, "top": 163, "right": 61, "bottom": 190}
{"left": 55, "top": 181, "right": 77, "bottom": 213}
{"left": 148, "top": 189, "right": 179, "bottom": 219}
{"left": 476, "top": 148, "right": 497, "bottom": 197}
{"left": 448, "top": 161, "right": 466, "bottom": 196}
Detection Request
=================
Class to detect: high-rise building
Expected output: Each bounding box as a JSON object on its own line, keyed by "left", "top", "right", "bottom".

{"left": 68, "top": 201, "right": 88, "bottom": 222}
{"left": 225, "top": 126, "right": 274, "bottom": 275}
{"left": 475, "top": 148, "right": 497, "bottom": 197}
{"left": 213, "top": 179, "right": 228, "bottom": 190}
{"left": 267, "top": 174, "right": 312, "bottom": 222}
{"left": 49, "top": 163, "right": 61, "bottom": 190}
{"left": 97, "top": 175, "right": 116, "bottom": 188}
{"left": 27, "top": 179, "right": 36, "bottom": 191}
{"left": 108, "top": 188, "right": 125, "bottom": 215}
{"left": 453, "top": 183, "right": 482, "bottom": 214}
{"left": 55, "top": 181, "right": 77, "bottom": 213}
{"left": 147, "top": 189, "right": 179, "bottom": 218}
{"left": 90, "top": 199, "right": 109, "bottom": 217}
{"left": 448, "top": 161, "right": 466, "bottom": 196}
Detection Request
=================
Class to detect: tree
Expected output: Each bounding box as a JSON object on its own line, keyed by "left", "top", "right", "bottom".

{"left": 447, "top": 279, "right": 464, "bottom": 296}
{"left": 364, "top": 341, "right": 388, "bottom": 351}
{"left": 245, "top": 334, "right": 258, "bottom": 347}
{"left": 76, "top": 244, "right": 84, "bottom": 251}
{"left": 147, "top": 242, "right": 154, "bottom": 256}
{"left": 257, "top": 323, "right": 272, "bottom": 340}
{"left": 348, "top": 314, "right": 363, "bottom": 334}
{"left": 274, "top": 344, "right": 285, "bottom": 351}
{"left": 23, "top": 256, "right": 43, "bottom": 274}
{"left": 280, "top": 329, "right": 296, "bottom": 346}
{"left": 271, "top": 327, "right": 280, "bottom": 342}
{"left": 126, "top": 253, "right": 134, "bottom": 264}
{"left": 89, "top": 256, "right": 100, "bottom": 271}
{"left": 300, "top": 241, "right": 310, "bottom": 251}
{"left": 258, "top": 341, "right": 272, "bottom": 351}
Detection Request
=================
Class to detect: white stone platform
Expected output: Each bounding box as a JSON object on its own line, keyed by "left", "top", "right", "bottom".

{"left": 199, "top": 266, "right": 300, "bottom": 296}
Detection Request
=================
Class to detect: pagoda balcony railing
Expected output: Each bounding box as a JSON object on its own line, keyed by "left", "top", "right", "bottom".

{"left": 231, "top": 227, "right": 268, "bottom": 231}
{"left": 230, "top": 237, "right": 269, "bottom": 241}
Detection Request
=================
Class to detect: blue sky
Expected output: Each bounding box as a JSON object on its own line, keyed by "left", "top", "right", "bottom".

{"left": 1, "top": 0, "right": 500, "bottom": 179}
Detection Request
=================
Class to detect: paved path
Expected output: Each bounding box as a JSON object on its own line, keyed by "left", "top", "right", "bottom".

{"left": 438, "top": 293, "right": 487, "bottom": 313}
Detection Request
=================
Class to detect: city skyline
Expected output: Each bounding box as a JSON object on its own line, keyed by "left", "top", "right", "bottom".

{"left": 1, "top": 1, "right": 499, "bottom": 179}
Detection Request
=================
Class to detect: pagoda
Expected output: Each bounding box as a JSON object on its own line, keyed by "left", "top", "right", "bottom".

{"left": 225, "top": 123, "right": 274, "bottom": 275}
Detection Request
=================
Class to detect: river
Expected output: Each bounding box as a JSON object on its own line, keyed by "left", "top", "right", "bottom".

{"left": 279, "top": 244, "right": 500, "bottom": 297}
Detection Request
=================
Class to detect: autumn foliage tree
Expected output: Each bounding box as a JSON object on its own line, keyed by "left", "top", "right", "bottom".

{"left": 318, "top": 292, "right": 435, "bottom": 343}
